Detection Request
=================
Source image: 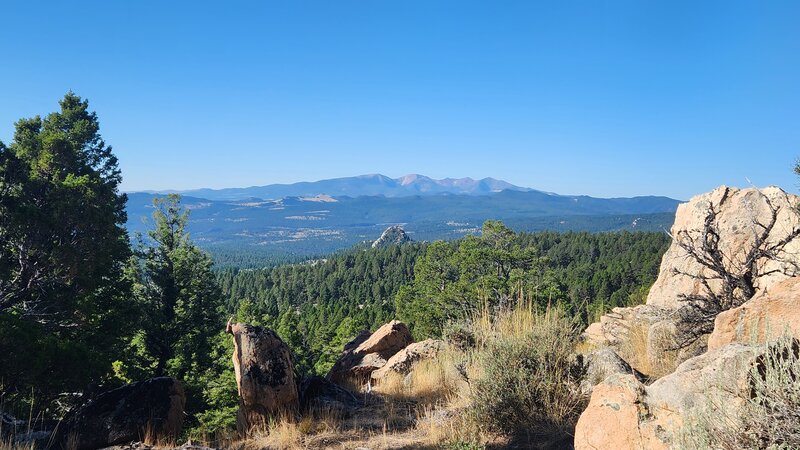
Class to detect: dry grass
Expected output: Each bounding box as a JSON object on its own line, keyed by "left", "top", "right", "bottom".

{"left": 373, "top": 353, "right": 465, "bottom": 407}
{"left": 466, "top": 303, "right": 587, "bottom": 445}
{"left": 0, "top": 441, "right": 34, "bottom": 450}
{"left": 141, "top": 419, "right": 177, "bottom": 448}
{"left": 617, "top": 320, "right": 679, "bottom": 380}
{"left": 244, "top": 415, "right": 303, "bottom": 450}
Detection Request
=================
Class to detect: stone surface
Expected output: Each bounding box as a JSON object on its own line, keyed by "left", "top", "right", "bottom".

{"left": 582, "top": 304, "right": 679, "bottom": 376}
{"left": 579, "top": 348, "right": 644, "bottom": 395}
{"left": 371, "top": 339, "right": 445, "bottom": 380}
{"left": 647, "top": 186, "right": 800, "bottom": 309}
{"left": 574, "top": 343, "right": 761, "bottom": 450}
{"left": 582, "top": 186, "right": 800, "bottom": 378}
{"left": 574, "top": 373, "right": 665, "bottom": 450}
{"left": 226, "top": 321, "right": 300, "bottom": 433}
{"left": 60, "top": 377, "right": 185, "bottom": 450}
{"left": 709, "top": 277, "right": 800, "bottom": 351}
{"left": 327, "top": 320, "right": 413, "bottom": 384}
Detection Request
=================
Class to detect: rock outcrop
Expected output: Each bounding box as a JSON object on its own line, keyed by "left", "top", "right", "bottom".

{"left": 327, "top": 320, "right": 413, "bottom": 384}
{"left": 583, "top": 186, "right": 800, "bottom": 376}
{"left": 574, "top": 344, "right": 762, "bottom": 450}
{"left": 372, "top": 225, "right": 411, "bottom": 248}
{"left": 226, "top": 321, "right": 300, "bottom": 433}
{"left": 708, "top": 277, "right": 800, "bottom": 351}
{"left": 647, "top": 186, "right": 800, "bottom": 309}
{"left": 371, "top": 339, "right": 445, "bottom": 381}
{"left": 60, "top": 377, "right": 185, "bottom": 450}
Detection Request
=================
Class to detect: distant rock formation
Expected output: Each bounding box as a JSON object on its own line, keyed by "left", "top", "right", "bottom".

{"left": 372, "top": 225, "right": 411, "bottom": 248}
{"left": 60, "top": 377, "right": 185, "bottom": 450}
{"left": 327, "top": 320, "right": 413, "bottom": 384}
{"left": 226, "top": 321, "right": 300, "bottom": 434}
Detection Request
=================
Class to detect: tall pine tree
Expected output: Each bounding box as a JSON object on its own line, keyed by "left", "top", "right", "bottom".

{"left": 126, "top": 194, "right": 224, "bottom": 415}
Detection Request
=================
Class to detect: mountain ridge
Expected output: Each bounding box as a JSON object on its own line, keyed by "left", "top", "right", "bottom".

{"left": 135, "top": 174, "right": 536, "bottom": 201}
{"left": 125, "top": 188, "right": 681, "bottom": 257}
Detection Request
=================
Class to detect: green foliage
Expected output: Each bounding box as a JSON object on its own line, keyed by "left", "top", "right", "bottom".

{"left": 190, "top": 332, "right": 239, "bottom": 439}
{"left": 218, "top": 225, "right": 668, "bottom": 379}
{"left": 0, "top": 93, "right": 133, "bottom": 408}
{"left": 125, "top": 194, "right": 229, "bottom": 426}
{"left": 396, "top": 224, "right": 669, "bottom": 337}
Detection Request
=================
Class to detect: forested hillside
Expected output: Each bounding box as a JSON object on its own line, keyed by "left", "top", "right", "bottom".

{"left": 217, "top": 223, "right": 669, "bottom": 375}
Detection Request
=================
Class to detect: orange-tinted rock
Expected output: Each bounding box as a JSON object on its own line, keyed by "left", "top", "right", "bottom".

{"left": 371, "top": 339, "right": 445, "bottom": 380}
{"left": 574, "top": 344, "right": 761, "bottom": 450}
{"left": 327, "top": 320, "right": 413, "bottom": 384}
{"left": 709, "top": 277, "right": 800, "bottom": 351}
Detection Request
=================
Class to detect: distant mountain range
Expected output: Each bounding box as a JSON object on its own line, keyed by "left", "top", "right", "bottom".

{"left": 126, "top": 176, "right": 681, "bottom": 261}
{"left": 146, "top": 174, "right": 534, "bottom": 200}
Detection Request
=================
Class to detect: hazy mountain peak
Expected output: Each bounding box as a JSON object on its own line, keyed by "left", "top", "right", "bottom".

{"left": 143, "top": 174, "right": 533, "bottom": 201}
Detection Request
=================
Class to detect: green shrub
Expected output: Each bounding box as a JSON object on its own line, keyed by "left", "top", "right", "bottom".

{"left": 469, "top": 307, "right": 587, "bottom": 442}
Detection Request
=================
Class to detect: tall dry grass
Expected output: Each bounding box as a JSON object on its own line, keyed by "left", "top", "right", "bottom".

{"left": 616, "top": 321, "right": 680, "bottom": 379}
{"left": 468, "top": 303, "right": 587, "bottom": 442}
{"left": 373, "top": 352, "right": 465, "bottom": 407}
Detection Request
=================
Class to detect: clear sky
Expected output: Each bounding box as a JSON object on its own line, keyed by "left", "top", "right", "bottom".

{"left": 1, "top": 1, "right": 799, "bottom": 199}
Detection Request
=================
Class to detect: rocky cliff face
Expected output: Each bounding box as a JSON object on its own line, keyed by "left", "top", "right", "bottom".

{"left": 583, "top": 186, "right": 800, "bottom": 377}
{"left": 575, "top": 185, "right": 800, "bottom": 450}
{"left": 646, "top": 186, "right": 800, "bottom": 309}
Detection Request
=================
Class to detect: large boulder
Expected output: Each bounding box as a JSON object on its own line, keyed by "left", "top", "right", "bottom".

{"left": 60, "top": 377, "right": 185, "bottom": 450}
{"left": 371, "top": 339, "right": 445, "bottom": 381}
{"left": 327, "top": 320, "right": 413, "bottom": 384}
{"left": 582, "top": 304, "right": 684, "bottom": 377}
{"left": 583, "top": 186, "right": 800, "bottom": 377}
{"left": 709, "top": 277, "right": 800, "bottom": 351}
{"left": 647, "top": 186, "right": 800, "bottom": 309}
{"left": 574, "top": 343, "right": 761, "bottom": 450}
{"left": 226, "top": 321, "right": 300, "bottom": 433}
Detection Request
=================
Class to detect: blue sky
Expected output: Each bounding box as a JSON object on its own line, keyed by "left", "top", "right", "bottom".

{"left": 1, "top": 1, "right": 799, "bottom": 199}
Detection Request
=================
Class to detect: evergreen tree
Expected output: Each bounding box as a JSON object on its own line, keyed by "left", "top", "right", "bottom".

{"left": 0, "top": 93, "right": 133, "bottom": 407}
{"left": 126, "top": 194, "right": 224, "bottom": 414}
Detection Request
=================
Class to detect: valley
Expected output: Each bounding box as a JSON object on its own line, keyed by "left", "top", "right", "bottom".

{"left": 126, "top": 177, "right": 680, "bottom": 262}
